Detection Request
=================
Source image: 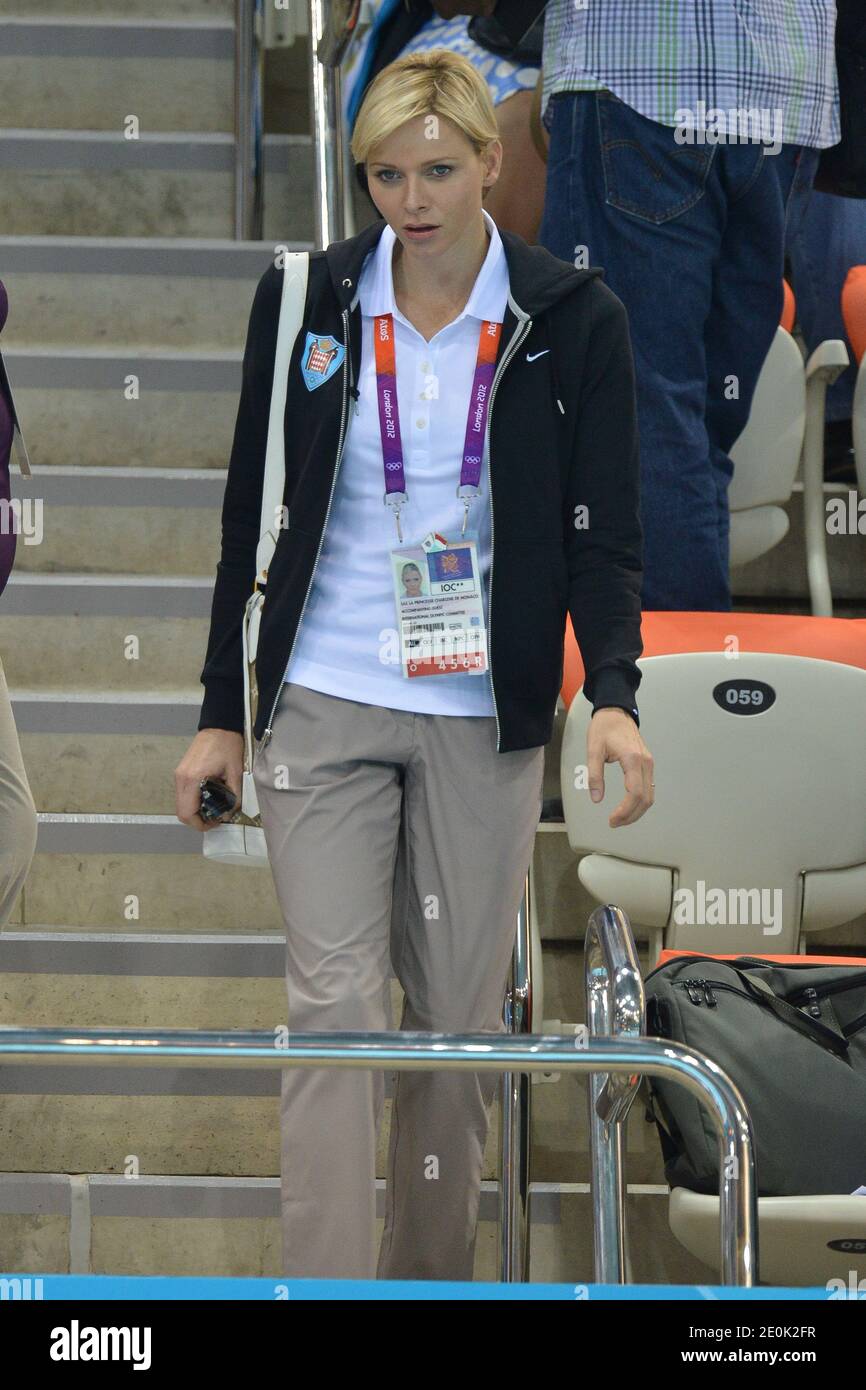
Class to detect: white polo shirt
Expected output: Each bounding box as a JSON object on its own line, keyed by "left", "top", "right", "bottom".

{"left": 283, "top": 208, "right": 506, "bottom": 717}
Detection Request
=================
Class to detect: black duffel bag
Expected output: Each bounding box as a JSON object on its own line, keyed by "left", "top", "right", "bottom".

{"left": 643, "top": 954, "right": 866, "bottom": 1197}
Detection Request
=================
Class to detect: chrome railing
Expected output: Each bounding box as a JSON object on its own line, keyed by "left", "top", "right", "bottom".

{"left": 500, "top": 872, "right": 534, "bottom": 1281}
{"left": 586, "top": 904, "right": 645, "bottom": 1281}
{"left": 0, "top": 1021, "right": 758, "bottom": 1285}
{"left": 585, "top": 904, "right": 759, "bottom": 1285}
{"left": 235, "top": 1, "right": 358, "bottom": 244}
{"left": 311, "top": 0, "right": 361, "bottom": 248}
{"left": 234, "top": 0, "right": 265, "bottom": 240}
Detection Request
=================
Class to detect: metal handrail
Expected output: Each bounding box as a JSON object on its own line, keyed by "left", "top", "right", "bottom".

{"left": 308, "top": 0, "right": 351, "bottom": 248}
{"left": 585, "top": 904, "right": 646, "bottom": 1282}
{"left": 500, "top": 872, "right": 533, "bottom": 1282}
{"left": 0, "top": 1026, "right": 757, "bottom": 1285}
{"left": 234, "top": 0, "right": 265, "bottom": 240}
{"left": 234, "top": 2, "right": 362, "bottom": 245}
{"left": 584, "top": 904, "right": 760, "bottom": 1285}
{"left": 587, "top": 905, "right": 645, "bottom": 1123}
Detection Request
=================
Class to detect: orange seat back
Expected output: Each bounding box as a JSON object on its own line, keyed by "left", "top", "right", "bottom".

{"left": 562, "top": 611, "right": 866, "bottom": 708}
{"left": 780, "top": 279, "right": 796, "bottom": 334}
{"left": 656, "top": 949, "right": 866, "bottom": 968}
{"left": 656, "top": 945, "right": 866, "bottom": 967}
{"left": 841, "top": 264, "right": 866, "bottom": 365}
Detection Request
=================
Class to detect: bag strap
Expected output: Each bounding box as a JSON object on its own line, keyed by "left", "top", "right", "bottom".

{"left": 241, "top": 594, "right": 261, "bottom": 793}
{"left": 240, "top": 252, "right": 309, "bottom": 788}
{"left": 256, "top": 251, "right": 310, "bottom": 586}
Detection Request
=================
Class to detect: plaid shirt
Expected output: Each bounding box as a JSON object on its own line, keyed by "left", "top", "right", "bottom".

{"left": 541, "top": 0, "right": 840, "bottom": 149}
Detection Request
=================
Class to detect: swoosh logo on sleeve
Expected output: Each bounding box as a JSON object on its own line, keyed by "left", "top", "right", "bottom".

{"left": 526, "top": 350, "right": 550, "bottom": 361}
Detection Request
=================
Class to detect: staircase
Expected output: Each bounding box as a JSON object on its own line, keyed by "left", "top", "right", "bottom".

{"left": 0, "top": 0, "right": 863, "bottom": 1284}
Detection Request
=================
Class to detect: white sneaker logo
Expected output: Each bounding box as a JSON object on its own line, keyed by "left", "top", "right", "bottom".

{"left": 526, "top": 350, "right": 549, "bottom": 362}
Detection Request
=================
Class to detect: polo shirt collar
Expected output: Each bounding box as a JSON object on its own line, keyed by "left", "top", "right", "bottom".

{"left": 359, "top": 207, "right": 505, "bottom": 326}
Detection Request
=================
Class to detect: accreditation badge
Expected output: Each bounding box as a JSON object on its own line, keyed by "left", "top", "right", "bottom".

{"left": 389, "top": 532, "right": 488, "bottom": 679}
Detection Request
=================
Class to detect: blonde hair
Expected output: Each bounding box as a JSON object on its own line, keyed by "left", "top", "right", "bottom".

{"left": 350, "top": 48, "right": 499, "bottom": 196}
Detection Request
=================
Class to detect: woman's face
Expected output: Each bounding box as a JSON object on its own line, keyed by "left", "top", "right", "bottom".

{"left": 402, "top": 565, "right": 423, "bottom": 595}
{"left": 366, "top": 114, "right": 501, "bottom": 260}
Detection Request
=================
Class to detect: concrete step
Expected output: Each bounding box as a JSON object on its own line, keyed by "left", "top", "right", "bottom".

{"left": 0, "top": 939, "right": 665, "bottom": 1187}
{"left": 13, "top": 691, "right": 202, "bottom": 814}
{"left": 21, "top": 734, "right": 197, "bottom": 816}
{"left": 0, "top": 237, "right": 284, "bottom": 350}
{"left": 7, "top": 507, "right": 218, "bottom": 578}
{"left": 6, "top": 366, "right": 237, "bottom": 469}
{"left": 1, "top": 616, "right": 207, "bottom": 691}
{"left": 0, "top": 237, "right": 306, "bottom": 472}
{"left": 0, "top": 132, "right": 314, "bottom": 239}
{"left": 0, "top": 1182, "right": 716, "bottom": 1284}
{"left": 9, "top": 469, "right": 225, "bottom": 577}
{"left": 0, "top": 18, "right": 234, "bottom": 133}
{"left": 0, "top": 930, "right": 285, "bottom": 975}
{"left": 1, "top": 578, "right": 211, "bottom": 691}
{"left": 6, "top": 836, "right": 282, "bottom": 931}
{"left": 2, "top": 573, "right": 215, "bottom": 614}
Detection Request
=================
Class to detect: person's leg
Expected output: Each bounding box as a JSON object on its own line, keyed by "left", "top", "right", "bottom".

{"left": 254, "top": 681, "right": 412, "bottom": 1279}
{"left": 703, "top": 143, "right": 811, "bottom": 579}
{"left": 376, "top": 711, "right": 544, "bottom": 1281}
{"left": 0, "top": 653, "right": 37, "bottom": 927}
{"left": 539, "top": 92, "right": 731, "bottom": 610}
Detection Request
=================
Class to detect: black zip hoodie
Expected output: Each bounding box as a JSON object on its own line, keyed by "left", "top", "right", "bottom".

{"left": 198, "top": 217, "right": 644, "bottom": 754}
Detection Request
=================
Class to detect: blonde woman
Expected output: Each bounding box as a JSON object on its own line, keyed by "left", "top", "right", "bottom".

{"left": 343, "top": 0, "right": 548, "bottom": 241}
{"left": 176, "top": 49, "right": 653, "bottom": 1283}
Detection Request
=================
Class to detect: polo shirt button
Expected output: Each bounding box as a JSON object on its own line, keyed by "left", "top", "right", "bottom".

{"left": 415, "top": 417, "right": 426, "bottom": 428}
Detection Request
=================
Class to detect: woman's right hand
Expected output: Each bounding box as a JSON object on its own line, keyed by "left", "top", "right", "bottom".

{"left": 174, "top": 729, "right": 245, "bottom": 832}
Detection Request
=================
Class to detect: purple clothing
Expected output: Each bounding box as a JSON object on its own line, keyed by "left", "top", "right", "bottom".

{"left": 0, "top": 280, "right": 17, "bottom": 599}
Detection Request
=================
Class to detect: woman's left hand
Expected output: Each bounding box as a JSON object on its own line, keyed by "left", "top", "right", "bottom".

{"left": 586, "top": 707, "right": 654, "bottom": 828}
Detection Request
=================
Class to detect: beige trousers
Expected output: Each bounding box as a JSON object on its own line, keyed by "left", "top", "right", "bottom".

{"left": 253, "top": 681, "right": 544, "bottom": 1281}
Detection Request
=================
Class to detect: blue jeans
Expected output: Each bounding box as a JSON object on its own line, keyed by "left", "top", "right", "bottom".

{"left": 539, "top": 92, "right": 819, "bottom": 610}
{"left": 787, "top": 189, "right": 866, "bottom": 423}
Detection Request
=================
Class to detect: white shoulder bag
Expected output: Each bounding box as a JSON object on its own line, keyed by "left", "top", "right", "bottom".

{"left": 203, "top": 251, "right": 310, "bottom": 866}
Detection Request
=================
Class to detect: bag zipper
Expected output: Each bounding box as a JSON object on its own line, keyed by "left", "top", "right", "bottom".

{"left": 257, "top": 305, "right": 352, "bottom": 752}
{"left": 672, "top": 976, "right": 850, "bottom": 1058}
{"left": 678, "top": 977, "right": 718, "bottom": 1007}
{"left": 788, "top": 973, "right": 866, "bottom": 1001}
